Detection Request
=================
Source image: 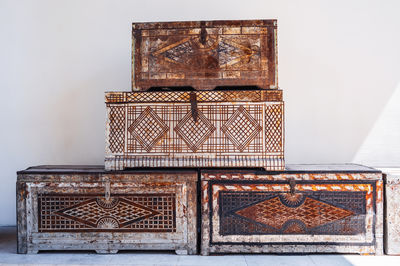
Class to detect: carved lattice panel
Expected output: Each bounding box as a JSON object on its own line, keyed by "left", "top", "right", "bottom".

{"left": 265, "top": 104, "right": 283, "bottom": 153}
{"left": 219, "top": 191, "right": 366, "bottom": 235}
{"left": 126, "top": 104, "right": 266, "bottom": 154}
{"left": 222, "top": 105, "right": 262, "bottom": 151}
{"left": 105, "top": 90, "right": 282, "bottom": 103}
{"left": 108, "top": 106, "right": 125, "bottom": 153}
{"left": 127, "top": 106, "right": 169, "bottom": 152}
{"left": 38, "top": 193, "right": 176, "bottom": 232}
{"left": 174, "top": 110, "right": 216, "bottom": 152}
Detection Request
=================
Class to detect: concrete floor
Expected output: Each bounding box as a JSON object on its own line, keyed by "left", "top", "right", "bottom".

{"left": 1, "top": 227, "right": 400, "bottom": 266}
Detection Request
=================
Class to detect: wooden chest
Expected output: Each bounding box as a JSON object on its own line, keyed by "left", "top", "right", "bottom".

{"left": 16, "top": 166, "right": 197, "bottom": 254}
{"left": 201, "top": 164, "right": 383, "bottom": 255}
{"left": 379, "top": 168, "right": 400, "bottom": 255}
{"left": 105, "top": 90, "right": 284, "bottom": 170}
{"left": 132, "top": 20, "right": 277, "bottom": 91}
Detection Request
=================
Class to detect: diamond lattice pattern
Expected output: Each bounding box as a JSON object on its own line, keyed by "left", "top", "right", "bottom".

{"left": 128, "top": 106, "right": 169, "bottom": 152}
{"left": 236, "top": 196, "right": 354, "bottom": 230}
{"left": 108, "top": 106, "right": 125, "bottom": 153}
{"left": 265, "top": 104, "right": 283, "bottom": 152}
{"left": 56, "top": 198, "right": 159, "bottom": 228}
{"left": 222, "top": 105, "right": 262, "bottom": 151}
{"left": 174, "top": 110, "right": 216, "bottom": 152}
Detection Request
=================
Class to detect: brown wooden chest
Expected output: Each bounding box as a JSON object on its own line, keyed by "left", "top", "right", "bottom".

{"left": 105, "top": 90, "right": 284, "bottom": 170}
{"left": 17, "top": 166, "right": 197, "bottom": 254}
{"left": 201, "top": 164, "right": 383, "bottom": 255}
{"left": 132, "top": 20, "right": 277, "bottom": 91}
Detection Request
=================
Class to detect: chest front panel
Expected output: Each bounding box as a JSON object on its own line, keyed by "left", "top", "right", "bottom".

{"left": 200, "top": 170, "right": 383, "bottom": 255}
{"left": 208, "top": 181, "right": 377, "bottom": 244}
{"left": 38, "top": 193, "right": 176, "bottom": 232}
{"left": 17, "top": 171, "right": 198, "bottom": 254}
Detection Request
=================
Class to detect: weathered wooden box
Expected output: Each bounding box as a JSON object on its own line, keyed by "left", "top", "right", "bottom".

{"left": 17, "top": 166, "right": 197, "bottom": 254}
{"left": 379, "top": 168, "right": 400, "bottom": 255}
{"left": 201, "top": 164, "right": 383, "bottom": 255}
{"left": 105, "top": 90, "right": 284, "bottom": 171}
{"left": 132, "top": 20, "right": 277, "bottom": 91}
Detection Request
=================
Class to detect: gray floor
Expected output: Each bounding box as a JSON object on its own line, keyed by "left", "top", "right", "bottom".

{"left": 1, "top": 227, "right": 400, "bottom": 266}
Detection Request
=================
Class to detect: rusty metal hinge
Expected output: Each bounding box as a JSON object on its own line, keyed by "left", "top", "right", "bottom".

{"left": 190, "top": 92, "right": 198, "bottom": 122}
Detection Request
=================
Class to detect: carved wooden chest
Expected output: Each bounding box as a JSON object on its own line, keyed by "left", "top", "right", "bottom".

{"left": 379, "top": 168, "right": 400, "bottom": 255}
{"left": 201, "top": 164, "right": 383, "bottom": 255}
{"left": 105, "top": 90, "right": 284, "bottom": 170}
{"left": 132, "top": 20, "right": 277, "bottom": 91}
{"left": 17, "top": 166, "right": 197, "bottom": 254}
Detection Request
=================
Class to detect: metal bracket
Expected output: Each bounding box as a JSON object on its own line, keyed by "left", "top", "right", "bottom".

{"left": 104, "top": 179, "right": 111, "bottom": 201}
{"left": 190, "top": 92, "right": 198, "bottom": 122}
{"left": 200, "top": 21, "right": 207, "bottom": 45}
{"left": 289, "top": 178, "right": 296, "bottom": 195}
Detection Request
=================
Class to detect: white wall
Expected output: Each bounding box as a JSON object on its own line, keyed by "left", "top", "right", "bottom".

{"left": 1, "top": 0, "right": 399, "bottom": 226}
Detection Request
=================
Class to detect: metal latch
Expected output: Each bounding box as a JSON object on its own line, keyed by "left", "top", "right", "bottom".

{"left": 289, "top": 178, "right": 296, "bottom": 195}
{"left": 190, "top": 92, "right": 198, "bottom": 122}
{"left": 104, "top": 179, "right": 111, "bottom": 201}
{"left": 200, "top": 21, "right": 207, "bottom": 45}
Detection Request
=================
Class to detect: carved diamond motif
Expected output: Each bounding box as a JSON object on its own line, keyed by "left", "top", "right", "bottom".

{"left": 236, "top": 196, "right": 354, "bottom": 230}
{"left": 153, "top": 36, "right": 258, "bottom": 70}
{"left": 174, "top": 110, "right": 216, "bottom": 152}
{"left": 128, "top": 106, "right": 169, "bottom": 152}
{"left": 55, "top": 198, "right": 160, "bottom": 229}
{"left": 221, "top": 105, "right": 262, "bottom": 151}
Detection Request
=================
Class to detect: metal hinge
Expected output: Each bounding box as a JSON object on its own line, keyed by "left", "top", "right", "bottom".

{"left": 200, "top": 21, "right": 207, "bottom": 45}
{"left": 190, "top": 92, "right": 198, "bottom": 122}
{"left": 289, "top": 178, "right": 296, "bottom": 195}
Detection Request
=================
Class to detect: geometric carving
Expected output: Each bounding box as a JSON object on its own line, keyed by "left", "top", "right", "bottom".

{"left": 265, "top": 104, "right": 283, "bottom": 152}
{"left": 128, "top": 106, "right": 169, "bottom": 152}
{"left": 108, "top": 106, "right": 125, "bottom": 153}
{"left": 97, "top": 217, "right": 119, "bottom": 229}
{"left": 105, "top": 90, "right": 282, "bottom": 103}
{"left": 105, "top": 91, "right": 284, "bottom": 170}
{"left": 55, "top": 197, "right": 160, "bottom": 229}
{"left": 154, "top": 36, "right": 258, "bottom": 71}
{"left": 219, "top": 191, "right": 366, "bottom": 235}
{"left": 221, "top": 105, "right": 262, "bottom": 151}
{"left": 133, "top": 20, "right": 278, "bottom": 91}
{"left": 235, "top": 196, "right": 354, "bottom": 231}
{"left": 38, "top": 193, "right": 176, "bottom": 232}
{"left": 174, "top": 110, "right": 216, "bottom": 152}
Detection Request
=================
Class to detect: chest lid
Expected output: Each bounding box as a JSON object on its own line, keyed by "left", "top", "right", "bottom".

{"left": 132, "top": 20, "right": 278, "bottom": 91}
{"left": 17, "top": 165, "right": 197, "bottom": 182}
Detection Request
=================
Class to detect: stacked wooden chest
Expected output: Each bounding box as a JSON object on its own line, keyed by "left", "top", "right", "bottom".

{"left": 201, "top": 165, "right": 383, "bottom": 255}
{"left": 105, "top": 20, "right": 284, "bottom": 171}
{"left": 17, "top": 166, "right": 197, "bottom": 254}
{"left": 17, "top": 19, "right": 385, "bottom": 255}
